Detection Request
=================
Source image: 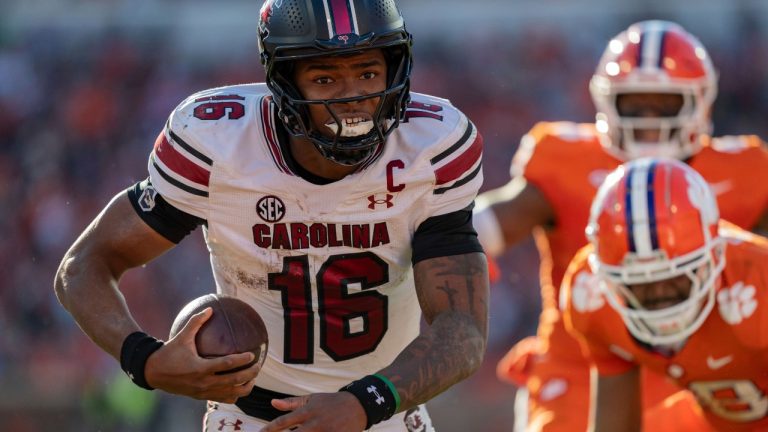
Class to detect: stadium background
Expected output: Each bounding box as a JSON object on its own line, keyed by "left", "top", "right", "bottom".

{"left": 1, "top": 0, "right": 767, "bottom": 430}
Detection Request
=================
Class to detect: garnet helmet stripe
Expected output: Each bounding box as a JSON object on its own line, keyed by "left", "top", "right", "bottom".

{"left": 326, "top": 0, "right": 357, "bottom": 36}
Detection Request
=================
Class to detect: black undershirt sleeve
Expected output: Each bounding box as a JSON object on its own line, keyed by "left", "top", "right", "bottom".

{"left": 411, "top": 203, "right": 484, "bottom": 264}
{"left": 126, "top": 179, "right": 206, "bottom": 244}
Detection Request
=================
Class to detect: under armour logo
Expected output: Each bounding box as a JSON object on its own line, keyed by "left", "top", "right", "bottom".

{"left": 405, "top": 407, "right": 427, "bottom": 432}
{"left": 367, "top": 385, "right": 385, "bottom": 405}
{"left": 218, "top": 418, "right": 243, "bottom": 431}
{"left": 368, "top": 194, "right": 394, "bottom": 209}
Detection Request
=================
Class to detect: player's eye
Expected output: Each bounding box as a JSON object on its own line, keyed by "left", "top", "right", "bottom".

{"left": 360, "top": 71, "right": 377, "bottom": 80}
{"left": 313, "top": 76, "right": 334, "bottom": 85}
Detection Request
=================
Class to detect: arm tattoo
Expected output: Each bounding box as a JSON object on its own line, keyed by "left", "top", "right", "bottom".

{"left": 436, "top": 281, "right": 458, "bottom": 309}
{"left": 379, "top": 252, "right": 489, "bottom": 409}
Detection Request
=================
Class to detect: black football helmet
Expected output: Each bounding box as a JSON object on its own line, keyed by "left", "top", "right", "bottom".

{"left": 258, "top": 0, "right": 413, "bottom": 165}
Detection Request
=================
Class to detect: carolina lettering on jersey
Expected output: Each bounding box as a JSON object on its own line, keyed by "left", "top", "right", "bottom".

{"left": 252, "top": 221, "right": 390, "bottom": 250}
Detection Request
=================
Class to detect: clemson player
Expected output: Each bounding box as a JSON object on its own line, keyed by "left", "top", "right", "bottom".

{"left": 562, "top": 157, "right": 768, "bottom": 431}
{"left": 474, "top": 20, "right": 768, "bottom": 431}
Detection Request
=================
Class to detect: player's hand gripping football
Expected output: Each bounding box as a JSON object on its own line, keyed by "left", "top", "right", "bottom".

{"left": 144, "top": 308, "right": 260, "bottom": 403}
{"left": 259, "top": 392, "right": 367, "bottom": 432}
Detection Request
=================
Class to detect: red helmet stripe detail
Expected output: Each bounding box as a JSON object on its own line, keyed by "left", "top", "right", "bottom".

{"left": 329, "top": 0, "right": 354, "bottom": 35}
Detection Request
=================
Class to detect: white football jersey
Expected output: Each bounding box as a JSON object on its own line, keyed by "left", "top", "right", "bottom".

{"left": 147, "top": 84, "right": 482, "bottom": 395}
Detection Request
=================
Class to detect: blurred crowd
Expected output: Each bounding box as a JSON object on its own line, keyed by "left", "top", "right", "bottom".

{"left": 1, "top": 6, "right": 767, "bottom": 431}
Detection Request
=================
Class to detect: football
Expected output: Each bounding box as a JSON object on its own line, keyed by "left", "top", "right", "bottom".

{"left": 169, "top": 293, "right": 268, "bottom": 372}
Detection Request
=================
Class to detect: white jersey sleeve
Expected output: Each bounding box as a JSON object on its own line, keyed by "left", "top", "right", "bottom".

{"left": 403, "top": 95, "right": 483, "bottom": 228}
{"left": 147, "top": 88, "right": 256, "bottom": 220}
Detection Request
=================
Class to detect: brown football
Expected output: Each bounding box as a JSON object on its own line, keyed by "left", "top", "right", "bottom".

{"left": 169, "top": 294, "right": 268, "bottom": 373}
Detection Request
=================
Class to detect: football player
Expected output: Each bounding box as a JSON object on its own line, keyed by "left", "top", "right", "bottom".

{"left": 54, "top": 1, "right": 489, "bottom": 431}
{"left": 562, "top": 157, "right": 768, "bottom": 431}
{"left": 473, "top": 20, "right": 768, "bottom": 432}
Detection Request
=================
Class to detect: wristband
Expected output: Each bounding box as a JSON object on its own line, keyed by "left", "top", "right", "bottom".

{"left": 340, "top": 374, "right": 400, "bottom": 429}
{"left": 120, "top": 331, "right": 164, "bottom": 390}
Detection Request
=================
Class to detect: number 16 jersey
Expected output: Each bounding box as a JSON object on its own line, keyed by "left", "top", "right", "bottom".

{"left": 141, "top": 84, "right": 483, "bottom": 395}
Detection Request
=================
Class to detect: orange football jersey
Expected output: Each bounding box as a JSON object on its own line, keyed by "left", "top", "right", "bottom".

{"left": 563, "top": 224, "right": 768, "bottom": 431}
{"left": 513, "top": 122, "right": 768, "bottom": 359}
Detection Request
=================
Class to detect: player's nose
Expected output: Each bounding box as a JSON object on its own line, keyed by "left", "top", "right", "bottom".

{"left": 334, "top": 77, "right": 367, "bottom": 101}
{"left": 631, "top": 280, "right": 672, "bottom": 302}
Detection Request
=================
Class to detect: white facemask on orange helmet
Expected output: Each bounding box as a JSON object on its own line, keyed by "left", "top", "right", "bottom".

{"left": 586, "top": 158, "right": 725, "bottom": 346}
{"left": 590, "top": 21, "right": 718, "bottom": 161}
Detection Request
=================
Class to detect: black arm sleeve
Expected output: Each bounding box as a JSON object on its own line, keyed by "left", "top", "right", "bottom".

{"left": 126, "top": 179, "right": 206, "bottom": 243}
{"left": 411, "top": 203, "right": 484, "bottom": 264}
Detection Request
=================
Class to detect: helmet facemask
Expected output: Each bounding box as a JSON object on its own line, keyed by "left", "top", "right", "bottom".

{"left": 590, "top": 20, "right": 718, "bottom": 161}
{"left": 592, "top": 81, "right": 716, "bottom": 161}
{"left": 267, "top": 43, "right": 411, "bottom": 166}
{"left": 590, "top": 239, "right": 725, "bottom": 346}
{"left": 258, "top": 0, "right": 414, "bottom": 166}
{"left": 586, "top": 157, "right": 725, "bottom": 347}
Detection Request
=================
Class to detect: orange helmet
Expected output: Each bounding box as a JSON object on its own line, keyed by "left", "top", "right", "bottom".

{"left": 590, "top": 21, "right": 717, "bottom": 161}
{"left": 586, "top": 157, "right": 725, "bottom": 345}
